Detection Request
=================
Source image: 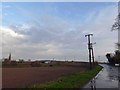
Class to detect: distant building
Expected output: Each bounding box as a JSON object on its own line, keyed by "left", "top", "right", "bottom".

{"left": 44, "top": 60, "right": 51, "bottom": 64}
{"left": 40, "top": 60, "right": 51, "bottom": 64}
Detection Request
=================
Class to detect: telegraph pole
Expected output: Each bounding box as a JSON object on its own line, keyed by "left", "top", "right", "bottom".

{"left": 91, "top": 42, "right": 96, "bottom": 66}
{"left": 85, "top": 34, "right": 93, "bottom": 69}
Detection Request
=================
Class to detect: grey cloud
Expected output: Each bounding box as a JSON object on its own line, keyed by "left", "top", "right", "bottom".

{"left": 2, "top": 4, "right": 117, "bottom": 62}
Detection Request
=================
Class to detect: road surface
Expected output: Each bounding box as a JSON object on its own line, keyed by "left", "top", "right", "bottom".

{"left": 83, "top": 64, "right": 120, "bottom": 90}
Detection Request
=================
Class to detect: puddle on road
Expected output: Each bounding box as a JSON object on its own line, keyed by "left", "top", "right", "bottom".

{"left": 83, "top": 64, "right": 120, "bottom": 89}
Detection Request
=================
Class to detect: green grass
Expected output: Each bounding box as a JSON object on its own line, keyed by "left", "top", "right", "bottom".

{"left": 28, "top": 65, "right": 102, "bottom": 89}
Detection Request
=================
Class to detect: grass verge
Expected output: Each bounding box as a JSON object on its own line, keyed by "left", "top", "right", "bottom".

{"left": 28, "top": 65, "right": 102, "bottom": 89}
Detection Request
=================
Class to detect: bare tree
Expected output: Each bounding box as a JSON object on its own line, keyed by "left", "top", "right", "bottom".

{"left": 111, "top": 13, "right": 120, "bottom": 50}
{"left": 111, "top": 13, "right": 120, "bottom": 31}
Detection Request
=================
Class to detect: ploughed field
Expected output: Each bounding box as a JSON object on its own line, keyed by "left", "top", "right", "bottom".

{"left": 2, "top": 62, "right": 88, "bottom": 88}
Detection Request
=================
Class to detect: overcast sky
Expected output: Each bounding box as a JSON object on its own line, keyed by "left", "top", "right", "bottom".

{"left": 1, "top": 2, "right": 118, "bottom": 62}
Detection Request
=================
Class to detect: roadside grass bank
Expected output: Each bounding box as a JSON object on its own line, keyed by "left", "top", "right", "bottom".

{"left": 28, "top": 65, "right": 102, "bottom": 89}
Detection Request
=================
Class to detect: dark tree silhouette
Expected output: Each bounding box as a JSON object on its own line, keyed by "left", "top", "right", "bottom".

{"left": 106, "top": 3, "right": 120, "bottom": 65}
{"left": 106, "top": 51, "right": 120, "bottom": 65}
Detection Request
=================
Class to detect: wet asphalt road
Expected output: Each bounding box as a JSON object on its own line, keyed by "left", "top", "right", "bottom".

{"left": 83, "top": 64, "right": 120, "bottom": 90}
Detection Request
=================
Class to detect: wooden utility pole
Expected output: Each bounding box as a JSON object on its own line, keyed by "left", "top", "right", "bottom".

{"left": 85, "top": 34, "right": 93, "bottom": 69}
{"left": 91, "top": 42, "right": 96, "bottom": 66}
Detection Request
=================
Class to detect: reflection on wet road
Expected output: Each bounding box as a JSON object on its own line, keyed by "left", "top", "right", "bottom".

{"left": 83, "top": 64, "right": 120, "bottom": 89}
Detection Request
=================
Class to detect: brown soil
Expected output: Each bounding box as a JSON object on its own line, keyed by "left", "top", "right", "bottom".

{"left": 2, "top": 64, "right": 87, "bottom": 88}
